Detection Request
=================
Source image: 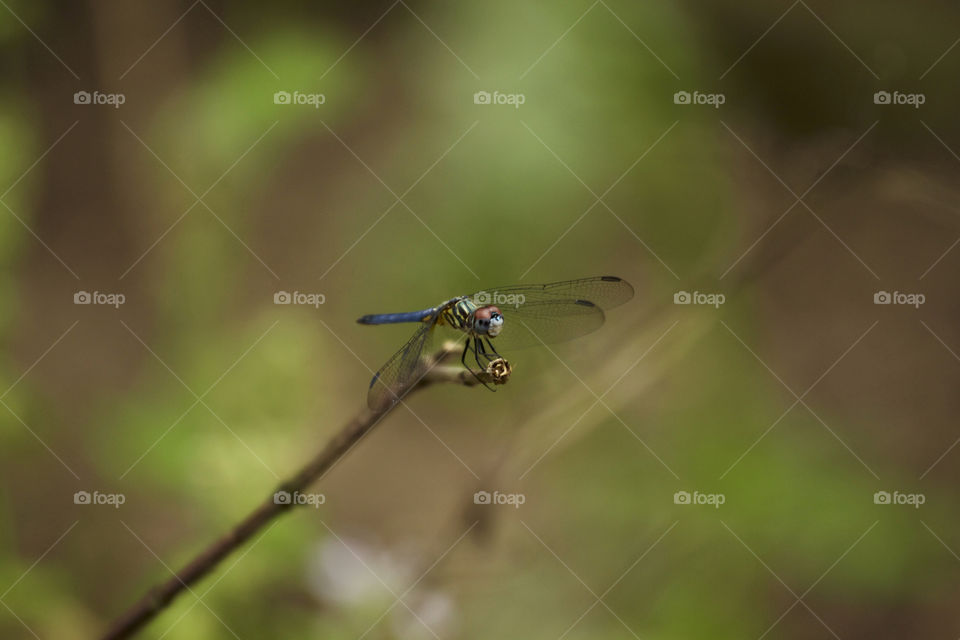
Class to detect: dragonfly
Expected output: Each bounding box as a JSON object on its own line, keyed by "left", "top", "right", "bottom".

{"left": 357, "top": 276, "right": 634, "bottom": 409}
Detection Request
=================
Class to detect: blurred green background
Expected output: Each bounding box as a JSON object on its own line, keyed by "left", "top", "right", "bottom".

{"left": 2, "top": 1, "right": 960, "bottom": 638}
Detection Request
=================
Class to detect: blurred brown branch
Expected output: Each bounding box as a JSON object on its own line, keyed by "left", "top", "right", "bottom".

{"left": 101, "top": 344, "right": 509, "bottom": 640}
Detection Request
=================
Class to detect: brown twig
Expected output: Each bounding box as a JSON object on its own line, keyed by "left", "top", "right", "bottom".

{"left": 101, "top": 345, "right": 509, "bottom": 640}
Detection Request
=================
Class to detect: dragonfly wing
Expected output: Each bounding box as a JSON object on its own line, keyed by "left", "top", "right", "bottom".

{"left": 488, "top": 299, "right": 607, "bottom": 351}
{"left": 367, "top": 323, "right": 436, "bottom": 410}
{"left": 472, "top": 276, "right": 634, "bottom": 310}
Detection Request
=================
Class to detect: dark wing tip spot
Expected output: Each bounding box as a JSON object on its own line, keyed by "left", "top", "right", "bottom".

{"left": 574, "top": 299, "right": 596, "bottom": 307}
{"left": 600, "top": 275, "right": 621, "bottom": 282}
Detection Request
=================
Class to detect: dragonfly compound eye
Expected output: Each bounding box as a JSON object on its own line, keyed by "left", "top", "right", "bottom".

{"left": 474, "top": 305, "right": 504, "bottom": 336}
{"left": 488, "top": 312, "right": 503, "bottom": 336}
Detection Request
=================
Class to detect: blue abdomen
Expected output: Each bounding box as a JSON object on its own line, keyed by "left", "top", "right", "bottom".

{"left": 357, "top": 309, "right": 433, "bottom": 325}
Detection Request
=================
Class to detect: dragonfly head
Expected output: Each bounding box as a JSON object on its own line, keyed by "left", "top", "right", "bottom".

{"left": 474, "top": 305, "right": 504, "bottom": 337}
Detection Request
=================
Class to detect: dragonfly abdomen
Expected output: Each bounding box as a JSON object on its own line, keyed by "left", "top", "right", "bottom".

{"left": 356, "top": 309, "right": 434, "bottom": 325}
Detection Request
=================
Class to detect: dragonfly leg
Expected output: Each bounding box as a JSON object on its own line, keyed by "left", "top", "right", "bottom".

{"left": 474, "top": 337, "right": 487, "bottom": 366}
{"left": 484, "top": 337, "right": 501, "bottom": 358}
{"left": 473, "top": 338, "right": 497, "bottom": 392}
{"left": 473, "top": 336, "right": 496, "bottom": 364}
{"left": 460, "top": 337, "right": 488, "bottom": 387}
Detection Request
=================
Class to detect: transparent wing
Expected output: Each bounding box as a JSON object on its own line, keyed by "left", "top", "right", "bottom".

{"left": 472, "top": 276, "right": 634, "bottom": 310}
{"left": 367, "top": 323, "right": 437, "bottom": 410}
{"left": 487, "top": 299, "right": 608, "bottom": 351}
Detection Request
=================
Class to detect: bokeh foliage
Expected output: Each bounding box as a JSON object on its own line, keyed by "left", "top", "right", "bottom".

{"left": 1, "top": 1, "right": 959, "bottom": 638}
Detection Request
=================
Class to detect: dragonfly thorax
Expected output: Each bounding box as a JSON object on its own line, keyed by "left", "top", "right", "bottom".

{"left": 438, "top": 298, "right": 504, "bottom": 337}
